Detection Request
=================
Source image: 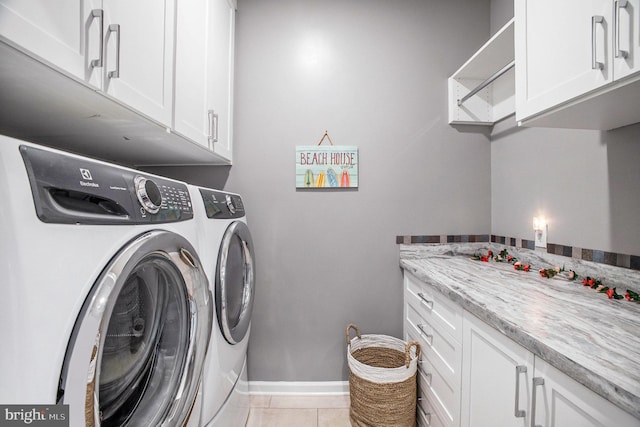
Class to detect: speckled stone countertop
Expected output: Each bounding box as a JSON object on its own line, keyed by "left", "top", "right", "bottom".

{"left": 399, "top": 243, "right": 640, "bottom": 420}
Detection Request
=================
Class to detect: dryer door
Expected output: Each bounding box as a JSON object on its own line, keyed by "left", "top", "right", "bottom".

{"left": 58, "top": 230, "right": 212, "bottom": 427}
{"left": 216, "top": 221, "right": 255, "bottom": 345}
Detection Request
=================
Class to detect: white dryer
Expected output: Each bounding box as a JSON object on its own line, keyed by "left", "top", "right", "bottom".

{"left": 0, "top": 136, "right": 212, "bottom": 427}
{"left": 189, "top": 185, "right": 256, "bottom": 427}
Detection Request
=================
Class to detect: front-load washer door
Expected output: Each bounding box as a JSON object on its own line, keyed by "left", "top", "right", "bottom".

{"left": 216, "top": 221, "right": 255, "bottom": 345}
{"left": 58, "top": 230, "right": 212, "bottom": 427}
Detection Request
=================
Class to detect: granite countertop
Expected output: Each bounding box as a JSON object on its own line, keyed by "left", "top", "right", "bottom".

{"left": 399, "top": 243, "right": 640, "bottom": 420}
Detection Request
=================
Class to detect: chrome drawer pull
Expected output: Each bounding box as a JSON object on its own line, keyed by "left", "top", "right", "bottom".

{"left": 417, "top": 402, "right": 431, "bottom": 424}
{"left": 416, "top": 324, "right": 433, "bottom": 344}
{"left": 417, "top": 292, "right": 434, "bottom": 308}
{"left": 418, "top": 363, "right": 433, "bottom": 383}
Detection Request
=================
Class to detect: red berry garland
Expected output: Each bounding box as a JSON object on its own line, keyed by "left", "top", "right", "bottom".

{"left": 472, "top": 249, "right": 638, "bottom": 303}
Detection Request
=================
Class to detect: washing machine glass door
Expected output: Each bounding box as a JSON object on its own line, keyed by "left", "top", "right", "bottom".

{"left": 59, "top": 231, "right": 211, "bottom": 427}
{"left": 216, "top": 221, "right": 255, "bottom": 345}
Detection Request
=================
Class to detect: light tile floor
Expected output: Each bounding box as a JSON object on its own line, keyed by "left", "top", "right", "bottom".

{"left": 246, "top": 395, "right": 352, "bottom": 427}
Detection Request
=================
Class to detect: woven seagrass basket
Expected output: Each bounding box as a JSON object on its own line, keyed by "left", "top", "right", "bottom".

{"left": 346, "top": 324, "right": 421, "bottom": 427}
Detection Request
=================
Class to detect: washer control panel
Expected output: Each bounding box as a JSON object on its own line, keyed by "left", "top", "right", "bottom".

{"left": 21, "top": 145, "right": 193, "bottom": 224}
{"left": 199, "top": 188, "right": 245, "bottom": 219}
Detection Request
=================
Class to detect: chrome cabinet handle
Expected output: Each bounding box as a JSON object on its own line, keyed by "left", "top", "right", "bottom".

{"left": 417, "top": 324, "right": 433, "bottom": 344}
{"left": 108, "top": 24, "right": 121, "bottom": 78}
{"left": 212, "top": 111, "right": 219, "bottom": 143}
{"left": 208, "top": 110, "right": 215, "bottom": 149}
{"left": 616, "top": 0, "right": 629, "bottom": 59}
{"left": 90, "top": 9, "right": 104, "bottom": 68}
{"left": 531, "top": 377, "right": 545, "bottom": 427}
{"left": 514, "top": 365, "right": 527, "bottom": 418}
{"left": 592, "top": 15, "right": 604, "bottom": 70}
{"left": 417, "top": 292, "right": 434, "bottom": 308}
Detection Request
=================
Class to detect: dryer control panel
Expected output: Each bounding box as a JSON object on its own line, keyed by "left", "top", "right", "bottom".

{"left": 21, "top": 145, "right": 193, "bottom": 225}
{"left": 199, "top": 188, "right": 245, "bottom": 219}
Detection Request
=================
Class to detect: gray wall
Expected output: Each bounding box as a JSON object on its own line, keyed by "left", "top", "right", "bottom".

{"left": 224, "top": 0, "right": 492, "bottom": 381}
{"left": 491, "top": 119, "right": 640, "bottom": 255}
{"left": 490, "top": 0, "right": 513, "bottom": 35}
{"left": 489, "top": 1, "right": 640, "bottom": 256}
{"left": 150, "top": 0, "right": 640, "bottom": 384}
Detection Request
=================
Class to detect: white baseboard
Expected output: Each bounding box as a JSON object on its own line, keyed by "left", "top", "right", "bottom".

{"left": 248, "top": 381, "right": 349, "bottom": 396}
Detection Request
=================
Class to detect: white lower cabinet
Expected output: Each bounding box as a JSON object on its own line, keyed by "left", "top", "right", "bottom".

{"left": 404, "top": 272, "right": 640, "bottom": 427}
{"left": 404, "top": 272, "right": 462, "bottom": 427}
{"left": 532, "top": 358, "right": 639, "bottom": 427}
{"left": 461, "top": 312, "right": 533, "bottom": 427}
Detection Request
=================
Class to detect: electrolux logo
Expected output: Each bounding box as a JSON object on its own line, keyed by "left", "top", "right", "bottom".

{"left": 79, "top": 168, "right": 99, "bottom": 188}
{"left": 79, "top": 168, "right": 93, "bottom": 180}
{"left": 0, "top": 405, "right": 68, "bottom": 426}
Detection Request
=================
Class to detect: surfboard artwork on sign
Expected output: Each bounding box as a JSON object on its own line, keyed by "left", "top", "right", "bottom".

{"left": 295, "top": 132, "right": 358, "bottom": 189}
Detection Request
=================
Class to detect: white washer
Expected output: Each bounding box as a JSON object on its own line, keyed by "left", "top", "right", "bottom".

{"left": 189, "top": 185, "right": 256, "bottom": 427}
{"left": 0, "top": 136, "right": 212, "bottom": 427}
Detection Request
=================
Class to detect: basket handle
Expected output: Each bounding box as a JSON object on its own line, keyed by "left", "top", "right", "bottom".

{"left": 405, "top": 341, "right": 421, "bottom": 368}
{"left": 345, "top": 324, "right": 362, "bottom": 346}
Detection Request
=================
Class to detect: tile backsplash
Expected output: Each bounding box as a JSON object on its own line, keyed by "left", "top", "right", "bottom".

{"left": 396, "top": 234, "right": 640, "bottom": 271}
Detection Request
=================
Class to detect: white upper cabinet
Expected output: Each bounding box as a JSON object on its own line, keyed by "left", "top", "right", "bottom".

{"left": 100, "top": 0, "right": 175, "bottom": 127}
{"left": 175, "top": 0, "right": 235, "bottom": 162}
{"left": 515, "top": 0, "right": 640, "bottom": 130}
{"left": 613, "top": 0, "right": 640, "bottom": 80}
{"left": 174, "top": 0, "right": 209, "bottom": 147}
{"left": 0, "top": 0, "right": 235, "bottom": 165}
{"left": 0, "top": 0, "right": 175, "bottom": 127}
{"left": 208, "top": 0, "right": 235, "bottom": 162}
{"left": 0, "top": 0, "right": 103, "bottom": 87}
{"left": 515, "top": 0, "right": 613, "bottom": 122}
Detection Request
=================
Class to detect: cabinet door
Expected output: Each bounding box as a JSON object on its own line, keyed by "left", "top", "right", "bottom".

{"left": 102, "top": 0, "right": 175, "bottom": 126}
{"left": 174, "top": 0, "right": 210, "bottom": 149}
{"left": 0, "top": 0, "right": 102, "bottom": 86}
{"left": 461, "top": 312, "right": 534, "bottom": 427}
{"left": 515, "top": 0, "right": 613, "bottom": 122}
{"left": 207, "top": 0, "right": 236, "bottom": 162}
{"left": 613, "top": 0, "right": 640, "bottom": 79}
{"left": 532, "top": 358, "right": 639, "bottom": 427}
{"left": 174, "top": 0, "right": 235, "bottom": 161}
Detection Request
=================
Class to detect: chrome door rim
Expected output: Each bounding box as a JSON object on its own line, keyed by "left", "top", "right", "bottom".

{"left": 216, "top": 221, "right": 255, "bottom": 345}
{"left": 59, "top": 230, "right": 212, "bottom": 427}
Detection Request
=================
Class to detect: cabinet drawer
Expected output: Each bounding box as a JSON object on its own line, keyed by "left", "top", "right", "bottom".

{"left": 407, "top": 328, "right": 459, "bottom": 427}
{"left": 406, "top": 305, "right": 462, "bottom": 390}
{"left": 417, "top": 388, "right": 449, "bottom": 427}
{"left": 417, "top": 357, "right": 458, "bottom": 427}
{"left": 405, "top": 272, "right": 462, "bottom": 344}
